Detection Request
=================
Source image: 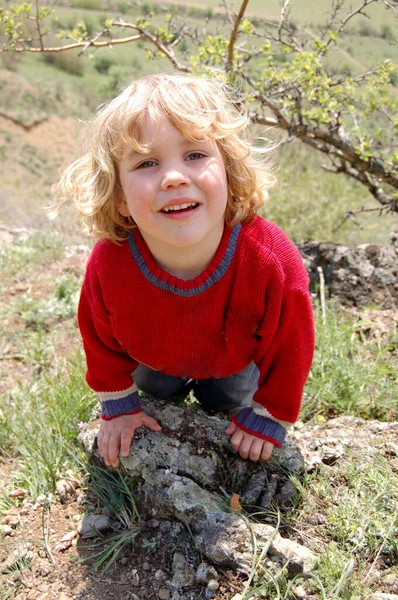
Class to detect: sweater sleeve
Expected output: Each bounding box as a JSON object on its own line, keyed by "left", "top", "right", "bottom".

{"left": 231, "top": 253, "right": 315, "bottom": 447}
{"left": 78, "top": 263, "right": 142, "bottom": 420}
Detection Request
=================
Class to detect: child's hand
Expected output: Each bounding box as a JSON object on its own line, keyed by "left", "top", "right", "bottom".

{"left": 225, "top": 421, "right": 275, "bottom": 462}
{"left": 97, "top": 412, "right": 162, "bottom": 467}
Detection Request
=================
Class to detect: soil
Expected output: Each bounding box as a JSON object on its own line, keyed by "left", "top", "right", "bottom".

{"left": 0, "top": 225, "right": 397, "bottom": 600}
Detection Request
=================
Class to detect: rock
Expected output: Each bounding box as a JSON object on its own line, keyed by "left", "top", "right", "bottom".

{"left": 79, "top": 399, "right": 314, "bottom": 577}
{"left": 56, "top": 479, "right": 76, "bottom": 504}
{"left": 2, "top": 525, "right": 13, "bottom": 536}
{"left": 77, "top": 514, "right": 112, "bottom": 538}
{"left": 298, "top": 238, "right": 398, "bottom": 308}
{"left": 155, "top": 570, "right": 166, "bottom": 580}
{"left": 369, "top": 594, "right": 398, "bottom": 600}
{"left": 195, "top": 562, "right": 218, "bottom": 584}
{"left": 158, "top": 588, "right": 171, "bottom": 600}
{"left": 171, "top": 551, "right": 196, "bottom": 589}
{"left": 207, "top": 579, "right": 220, "bottom": 591}
{"left": 384, "top": 574, "right": 398, "bottom": 586}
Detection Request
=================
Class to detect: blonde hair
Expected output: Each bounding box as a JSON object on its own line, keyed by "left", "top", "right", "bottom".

{"left": 56, "top": 72, "right": 275, "bottom": 242}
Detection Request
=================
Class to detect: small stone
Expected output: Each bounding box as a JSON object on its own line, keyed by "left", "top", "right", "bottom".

{"left": 58, "top": 593, "right": 72, "bottom": 600}
{"left": 131, "top": 569, "right": 140, "bottom": 586}
{"left": 155, "top": 570, "right": 166, "bottom": 580}
{"left": 158, "top": 588, "right": 170, "bottom": 600}
{"left": 171, "top": 593, "right": 181, "bottom": 600}
{"left": 384, "top": 574, "right": 398, "bottom": 586}
{"left": 292, "top": 585, "right": 307, "bottom": 598}
{"left": 149, "top": 519, "right": 160, "bottom": 528}
{"left": 205, "top": 590, "right": 215, "bottom": 600}
{"left": 369, "top": 594, "right": 398, "bottom": 600}
{"left": 207, "top": 579, "right": 219, "bottom": 591}
{"left": 129, "top": 594, "right": 140, "bottom": 600}
{"left": 56, "top": 480, "right": 76, "bottom": 504}
{"left": 143, "top": 561, "right": 151, "bottom": 570}
{"left": 37, "top": 584, "right": 50, "bottom": 593}
{"left": 196, "top": 562, "right": 218, "bottom": 584}
{"left": 3, "top": 525, "right": 12, "bottom": 535}
{"left": 306, "top": 514, "right": 328, "bottom": 526}
{"left": 120, "top": 557, "right": 128, "bottom": 566}
{"left": 77, "top": 514, "right": 111, "bottom": 538}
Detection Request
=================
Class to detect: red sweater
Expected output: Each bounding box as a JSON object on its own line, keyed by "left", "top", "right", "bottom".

{"left": 78, "top": 216, "right": 315, "bottom": 446}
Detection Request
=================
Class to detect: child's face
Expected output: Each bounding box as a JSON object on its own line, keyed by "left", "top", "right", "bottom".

{"left": 117, "top": 115, "right": 228, "bottom": 254}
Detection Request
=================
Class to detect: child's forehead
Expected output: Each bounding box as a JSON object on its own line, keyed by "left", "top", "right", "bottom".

{"left": 127, "top": 112, "right": 211, "bottom": 147}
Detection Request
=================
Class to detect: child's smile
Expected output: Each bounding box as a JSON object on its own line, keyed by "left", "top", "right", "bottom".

{"left": 117, "top": 115, "right": 228, "bottom": 275}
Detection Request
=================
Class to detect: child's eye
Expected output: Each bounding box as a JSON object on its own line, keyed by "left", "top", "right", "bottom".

{"left": 135, "top": 160, "right": 157, "bottom": 169}
{"left": 186, "top": 152, "right": 206, "bottom": 161}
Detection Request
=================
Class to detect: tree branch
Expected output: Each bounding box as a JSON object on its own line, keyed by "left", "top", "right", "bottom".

{"left": 226, "top": 0, "right": 249, "bottom": 71}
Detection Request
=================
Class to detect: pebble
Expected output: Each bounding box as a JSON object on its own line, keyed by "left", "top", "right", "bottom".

{"left": 120, "top": 556, "right": 128, "bottom": 566}
{"left": 131, "top": 569, "right": 140, "bottom": 586}
{"left": 155, "top": 569, "right": 166, "bottom": 580}
{"left": 37, "top": 584, "right": 50, "bottom": 593}
{"left": 292, "top": 585, "right": 307, "bottom": 598}
{"left": 207, "top": 579, "right": 219, "bottom": 591}
{"left": 196, "top": 562, "right": 218, "bottom": 584}
{"left": 369, "top": 594, "right": 398, "bottom": 600}
{"left": 158, "top": 589, "right": 171, "bottom": 600}
{"left": 3, "top": 524, "right": 13, "bottom": 535}
{"left": 77, "top": 514, "right": 111, "bottom": 538}
{"left": 143, "top": 561, "right": 151, "bottom": 570}
{"left": 58, "top": 592, "right": 73, "bottom": 600}
{"left": 384, "top": 574, "right": 398, "bottom": 586}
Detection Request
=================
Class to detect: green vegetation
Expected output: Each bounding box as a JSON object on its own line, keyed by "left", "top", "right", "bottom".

{"left": 0, "top": 227, "right": 397, "bottom": 597}
{"left": 0, "top": 1, "right": 397, "bottom": 597}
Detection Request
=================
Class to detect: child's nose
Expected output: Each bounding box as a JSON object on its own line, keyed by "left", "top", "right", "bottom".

{"left": 161, "top": 167, "right": 190, "bottom": 190}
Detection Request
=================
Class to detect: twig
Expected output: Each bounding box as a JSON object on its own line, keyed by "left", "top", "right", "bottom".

{"left": 227, "top": 0, "right": 249, "bottom": 71}
{"left": 42, "top": 500, "right": 56, "bottom": 567}
{"left": 364, "top": 516, "right": 397, "bottom": 582}
{"left": 278, "top": 0, "right": 291, "bottom": 40}
{"left": 317, "top": 267, "right": 327, "bottom": 325}
{"left": 35, "top": 0, "right": 44, "bottom": 51}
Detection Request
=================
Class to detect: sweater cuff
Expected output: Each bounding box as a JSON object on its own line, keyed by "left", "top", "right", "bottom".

{"left": 231, "top": 407, "right": 286, "bottom": 448}
{"left": 100, "top": 390, "right": 142, "bottom": 421}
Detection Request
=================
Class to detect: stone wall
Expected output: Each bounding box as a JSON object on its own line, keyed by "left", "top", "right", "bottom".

{"left": 298, "top": 232, "right": 398, "bottom": 309}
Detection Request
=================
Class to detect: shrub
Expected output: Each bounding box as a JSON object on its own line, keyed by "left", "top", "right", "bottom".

{"left": 42, "top": 51, "right": 85, "bottom": 77}
{"left": 93, "top": 53, "right": 116, "bottom": 74}
{"left": 381, "top": 23, "right": 394, "bottom": 41}
{"left": 72, "top": 0, "right": 102, "bottom": 9}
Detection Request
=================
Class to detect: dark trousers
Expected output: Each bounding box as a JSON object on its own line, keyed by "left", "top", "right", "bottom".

{"left": 133, "top": 362, "right": 259, "bottom": 413}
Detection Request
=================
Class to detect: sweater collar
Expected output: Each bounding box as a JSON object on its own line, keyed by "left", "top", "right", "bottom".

{"left": 127, "top": 223, "right": 241, "bottom": 297}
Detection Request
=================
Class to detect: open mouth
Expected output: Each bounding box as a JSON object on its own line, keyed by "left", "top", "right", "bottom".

{"left": 161, "top": 202, "right": 200, "bottom": 214}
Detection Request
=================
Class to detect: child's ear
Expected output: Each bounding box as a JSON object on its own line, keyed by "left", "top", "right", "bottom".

{"left": 117, "top": 197, "right": 131, "bottom": 218}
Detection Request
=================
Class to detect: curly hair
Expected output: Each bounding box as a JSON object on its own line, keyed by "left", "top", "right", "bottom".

{"left": 56, "top": 72, "right": 275, "bottom": 242}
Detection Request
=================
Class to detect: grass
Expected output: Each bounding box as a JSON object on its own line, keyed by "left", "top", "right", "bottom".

{"left": 0, "top": 227, "right": 397, "bottom": 598}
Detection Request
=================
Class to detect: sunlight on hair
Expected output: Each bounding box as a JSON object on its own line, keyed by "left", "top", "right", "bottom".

{"left": 54, "top": 72, "right": 277, "bottom": 242}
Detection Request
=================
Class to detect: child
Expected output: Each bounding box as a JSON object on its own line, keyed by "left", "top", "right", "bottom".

{"left": 59, "top": 72, "right": 315, "bottom": 468}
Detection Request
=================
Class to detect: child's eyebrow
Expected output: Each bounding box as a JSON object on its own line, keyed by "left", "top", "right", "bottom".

{"left": 124, "top": 137, "right": 209, "bottom": 159}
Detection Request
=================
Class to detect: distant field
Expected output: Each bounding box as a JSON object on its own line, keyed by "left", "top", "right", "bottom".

{"left": 0, "top": 0, "right": 397, "bottom": 242}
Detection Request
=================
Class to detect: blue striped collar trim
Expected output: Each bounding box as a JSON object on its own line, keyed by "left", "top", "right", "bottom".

{"left": 127, "top": 224, "right": 241, "bottom": 297}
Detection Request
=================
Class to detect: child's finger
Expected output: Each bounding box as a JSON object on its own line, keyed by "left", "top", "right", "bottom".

{"left": 249, "top": 438, "right": 264, "bottom": 462}
{"left": 225, "top": 421, "right": 237, "bottom": 435}
{"left": 142, "top": 415, "right": 162, "bottom": 431}
{"left": 120, "top": 429, "right": 134, "bottom": 458}
{"left": 229, "top": 428, "right": 244, "bottom": 452}
{"left": 108, "top": 432, "right": 121, "bottom": 466}
{"left": 99, "top": 431, "right": 110, "bottom": 464}
{"left": 261, "top": 441, "right": 274, "bottom": 461}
